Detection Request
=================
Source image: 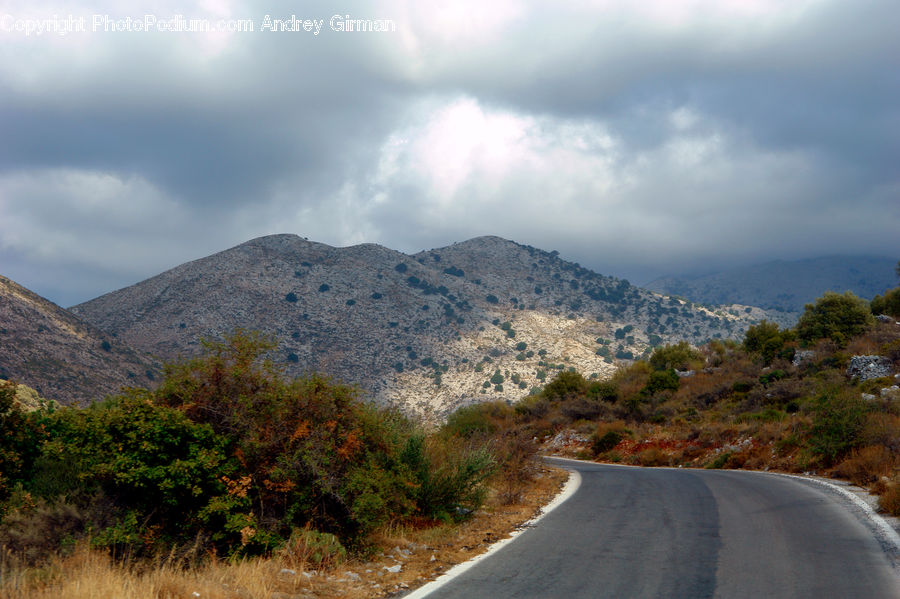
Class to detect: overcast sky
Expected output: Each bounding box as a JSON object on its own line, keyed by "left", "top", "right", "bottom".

{"left": 1, "top": 0, "right": 898, "bottom": 306}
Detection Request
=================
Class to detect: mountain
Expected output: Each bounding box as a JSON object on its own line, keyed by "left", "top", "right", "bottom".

{"left": 645, "top": 256, "right": 897, "bottom": 315}
{"left": 0, "top": 275, "right": 159, "bottom": 405}
{"left": 70, "top": 234, "right": 780, "bottom": 418}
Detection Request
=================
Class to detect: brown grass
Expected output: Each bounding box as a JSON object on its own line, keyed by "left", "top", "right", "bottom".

{"left": 878, "top": 478, "right": 900, "bottom": 516}
{"left": 832, "top": 445, "right": 897, "bottom": 487}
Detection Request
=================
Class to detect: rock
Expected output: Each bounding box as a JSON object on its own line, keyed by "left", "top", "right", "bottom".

{"left": 846, "top": 355, "right": 894, "bottom": 381}
{"left": 792, "top": 350, "right": 816, "bottom": 367}
{"left": 675, "top": 369, "right": 695, "bottom": 378}
{"left": 881, "top": 386, "right": 900, "bottom": 400}
{"left": 383, "top": 564, "right": 402, "bottom": 574}
{"left": 876, "top": 314, "right": 895, "bottom": 323}
{"left": 341, "top": 571, "right": 361, "bottom": 582}
{"left": 279, "top": 568, "right": 296, "bottom": 576}
{"left": 862, "top": 393, "right": 877, "bottom": 401}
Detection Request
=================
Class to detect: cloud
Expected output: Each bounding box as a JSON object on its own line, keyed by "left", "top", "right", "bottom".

{"left": 0, "top": 0, "right": 897, "bottom": 303}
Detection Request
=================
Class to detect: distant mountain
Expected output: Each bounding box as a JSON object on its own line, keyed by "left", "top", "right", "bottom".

{"left": 645, "top": 256, "right": 897, "bottom": 314}
{"left": 71, "top": 234, "right": 781, "bottom": 418}
{"left": 0, "top": 275, "right": 158, "bottom": 405}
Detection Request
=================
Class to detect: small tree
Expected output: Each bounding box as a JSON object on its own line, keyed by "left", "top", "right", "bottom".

{"left": 743, "top": 321, "right": 793, "bottom": 365}
{"left": 795, "top": 291, "right": 875, "bottom": 346}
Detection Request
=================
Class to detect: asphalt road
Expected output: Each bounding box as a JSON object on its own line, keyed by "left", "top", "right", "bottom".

{"left": 415, "top": 459, "right": 900, "bottom": 599}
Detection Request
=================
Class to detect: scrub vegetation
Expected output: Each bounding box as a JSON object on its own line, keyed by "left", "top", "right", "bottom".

{"left": 444, "top": 288, "right": 900, "bottom": 515}
{"left": 0, "top": 331, "right": 539, "bottom": 598}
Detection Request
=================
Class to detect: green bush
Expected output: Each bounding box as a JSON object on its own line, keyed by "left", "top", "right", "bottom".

{"left": 642, "top": 369, "right": 680, "bottom": 397}
{"left": 743, "top": 320, "right": 793, "bottom": 365}
{"left": 31, "top": 390, "right": 235, "bottom": 553}
{"left": 796, "top": 291, "right": 875, "bottom": 346}
{"left": 871, "top": 288, "right": 900, "bottom": 318}
{"left": 401, "top": 435, "right": 495, "bottom": 522}
{"left": 649, "top": 341, "right": 703, "bottom": 371}
{"left": 541, "top": 371, "right": 588, "bottom": 401}
{"left": 444, "top": 404, "right": 498, "bottom": 438}
{"left": 0, "top": 381, "right": 44, "bottom": 502}
{"left": 1, "top": 331, "right": 508, "bottom": 562}
{"left": 592, "top": 430, "right": 625, "bottom": 455}
{"left": 587, "top": 381, "right": 619, "bottom": 403}
{"left": 808, "top": 388, "right": 867, "bottom": 466}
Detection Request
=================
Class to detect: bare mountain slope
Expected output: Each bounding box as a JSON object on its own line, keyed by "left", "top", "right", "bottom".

{"left": 71, "top": 234, "right": 776, "bottom": 417}
{"left": 0, "top": 275, "right": 158, "bottom": 405}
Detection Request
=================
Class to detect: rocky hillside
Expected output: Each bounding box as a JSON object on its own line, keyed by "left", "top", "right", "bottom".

{"left": 0, "top": 275, "right": 158, "bottom": 405}
{"left": 646, "top": 255, "right": 896, "bottom": 314}
{"left": 71, "top": 235, "right": 781, "bottom": 418}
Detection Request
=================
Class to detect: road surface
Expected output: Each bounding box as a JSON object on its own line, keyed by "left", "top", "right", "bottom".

{"left": 414, "top": 459, "right": 900, "bottom": 599}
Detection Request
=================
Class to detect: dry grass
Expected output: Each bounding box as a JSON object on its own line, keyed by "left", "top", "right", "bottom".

{"left": 0, "top": 468, "right": 569, "bottom": 599}
{"left": 878, "top": 478, "right": 900, "bottom": 516}
{"left": 833, "top": 445, "right": 898, "bottom": 487}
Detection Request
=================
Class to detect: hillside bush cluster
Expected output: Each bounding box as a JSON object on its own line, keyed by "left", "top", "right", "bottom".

{"left": 0, "top": 331, "right": 501, "bottom": 565}
{"left": 445, "top": 288, "right": 900, "bottom": 514}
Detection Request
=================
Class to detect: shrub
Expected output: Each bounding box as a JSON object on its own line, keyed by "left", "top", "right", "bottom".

{"left": 30, "top": 390, "right": 235, "bottom": 554}
{"left": 808, "top": 388, "right": 868, "bottom": 466}
{"left": 541, "top": 371, "right": 588, "bottom": 401}
{"left": 402, "top": 436, "right": 496, "bottom": 522}
{"left": 649, "top": 341, "right": 703, "bottom": 371}
{"left": 516, "top": 342, "right": 527, "bottom": 351}
{"left": 796, "top": 291, "right": 875, "bottom": 346}
{"left": 285, "top": 292, "right": 298, "bottom": 303}
{"left": 485, "top": 295, "right": 499, "bottom": 304}
{"left": 587, "top": 381, "right": 619, "bottom": 403}
{"left": 833, "top": 446, "right": 896, "bottom": 486}
{"left": 318, "top": 284, "right": 330, "bottom": 292}
{"left": 394, "top": 263, "right": 408, "bottom": 273}
{"left": 870, "top": 287, "right": 900, "bottom": 318}
{"left": 277, "top": 526, "right": 346, "bottom": 569}
{"left": 642, "top": 369, "right": 680, "bottom": 397}
{"left": 879, "top": 478, "right": 900, "bottom": 516}
{"left": 743, "top": 321, "right": 793, "bottom": 365}
{"left": 0, "top": 381, "right": 44, "bottom": 501}
{"left": 591, "top": 422, "right": 629, "bottom": 455}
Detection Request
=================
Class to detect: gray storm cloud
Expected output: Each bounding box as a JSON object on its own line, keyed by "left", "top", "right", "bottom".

{"left": 0, "top": 0, "right": 897, "bottom": 305}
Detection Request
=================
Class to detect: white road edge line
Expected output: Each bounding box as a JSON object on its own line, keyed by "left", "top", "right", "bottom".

{"left": 765, "top": 470, "right": 900, "bottom": 553}
{"left": 403, "top": 467, "right": 582, "bottom": 599}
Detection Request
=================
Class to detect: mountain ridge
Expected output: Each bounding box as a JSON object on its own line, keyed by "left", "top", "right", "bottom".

{"left": 0, "top": 274, "right": 158, "bottom": 405}
{"left": 69, "top": 234, "right": 777, "bottom": 417}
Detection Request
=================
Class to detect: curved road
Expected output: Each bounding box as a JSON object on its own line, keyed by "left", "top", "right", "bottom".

{"left": 414, "top": 459, "right": 900, "bottom": 599}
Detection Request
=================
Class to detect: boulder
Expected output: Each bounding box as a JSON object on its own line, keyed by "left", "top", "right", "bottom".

{"left": 846, "top": 355, "right": 894, "bottom": 381}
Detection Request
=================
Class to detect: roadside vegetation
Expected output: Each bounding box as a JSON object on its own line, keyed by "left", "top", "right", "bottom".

{"left": 2, "top": 281, "right": 899, "bottom": 597}
{"left": 444, "top": 287, "right": 900, "bottom": 515}
{"left": 0, "top": 331, "right": 542, "bottom": 598}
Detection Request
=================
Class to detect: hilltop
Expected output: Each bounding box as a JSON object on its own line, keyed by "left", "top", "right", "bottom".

{"left": 70, "top": 234, "right": 777, "bottom": 417}
{"left": 0, "top": 275, "right": 158, "bottom": 405}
